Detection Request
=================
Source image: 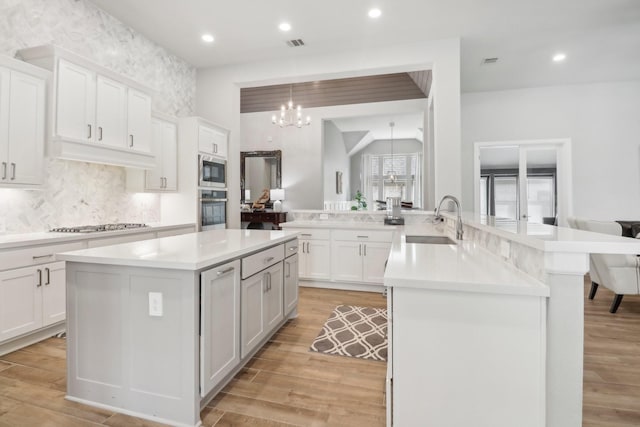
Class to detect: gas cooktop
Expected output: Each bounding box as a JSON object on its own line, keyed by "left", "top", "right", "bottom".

{"left": 50, "top": 223, "right": 148, "bottom": 233}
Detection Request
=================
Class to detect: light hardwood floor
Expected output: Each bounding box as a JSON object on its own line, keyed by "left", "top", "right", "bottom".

{"left": 0, "top": 283, "right": 639, "bottom": 426}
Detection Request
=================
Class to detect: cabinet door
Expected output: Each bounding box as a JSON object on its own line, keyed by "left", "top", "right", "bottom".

{"left": 0, "top": 68, "right": 10, "bottom": 174}
{"left": 126, "top": 89, "right": 151, "bottom": 152}
{"left": 95, "top": 75, "right": 126, "bottom": 148}
{"left": 240, "top": 272, "right": 266, "bottom": 358}
{"left": 198, "top": 125, "right": 217, "bottom": 155}
{"left": 284, "top": 254, "right": 299, "bottom": 315}
{"left": 145, "top": 118, "right": 164, "bottom": 190}
{"left": 264, "top": 262, "right": 284, "bottom": 332}
{"left": 331, "top": 240, "right": 362, "bottom": 282}
{"left": 7, "top": 69, "right": 45, "bottom": 185}
{"left": 56, "top": 59, "right": 95, "bottom": 142}
{"left": 304, "top": 240, "right": 331, "bottom": 280}
{"left": 161, "top": 121, "right": 177, "bottom": 190}
{"left": 42, "top": 261, "right": 66, "bottom": 326}
{"left": 200, "top": 260, "right": 240, "bottom": 397}
{"left": 211, "top": 128, "right": 227, "bottom": 159}
{"left": 362, "top": 242, "right": 392, "bottom": 284}
{"left": 0, "top": 265, "right": 42, "bottom": 342}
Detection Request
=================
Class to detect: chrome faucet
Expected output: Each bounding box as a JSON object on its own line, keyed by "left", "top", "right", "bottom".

{"left": 434, "top": 195, "right": 464, "bottom": 240}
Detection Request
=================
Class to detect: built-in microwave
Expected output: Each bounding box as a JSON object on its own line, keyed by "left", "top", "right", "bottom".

{"left": 198, "top": 154, "right": 226, "bottom": 188}
{"left": 199, "top": 189, "right": 227, "bottom": 231}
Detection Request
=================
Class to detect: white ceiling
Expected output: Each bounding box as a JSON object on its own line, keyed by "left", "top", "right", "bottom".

{"left": 89, "top": 0, "right": 640, "bottom": 92}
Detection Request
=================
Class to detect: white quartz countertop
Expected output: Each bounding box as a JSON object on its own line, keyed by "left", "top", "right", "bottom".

{"left": 57, "top": 229, "right": 300, "bottom": 270}
{"left": 385, "top": 223, "right": 549, "bottom": 297}
{"left": 0, "top": 223, "right": 195, "bottom": 250}
{"left": 281, "top": 220, "right": 397, "bottom": 231}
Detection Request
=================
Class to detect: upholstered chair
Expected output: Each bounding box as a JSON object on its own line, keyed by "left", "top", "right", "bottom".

{"left": 574, "top": 219, "right": 640, "bottom": 313}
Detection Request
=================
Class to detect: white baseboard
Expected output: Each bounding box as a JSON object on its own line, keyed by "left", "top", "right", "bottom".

{"left": 300, "top": 279, "right": 385, "bottom": 293}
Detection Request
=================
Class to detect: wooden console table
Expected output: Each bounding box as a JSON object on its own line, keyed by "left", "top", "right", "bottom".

{"left": 241, "top": 210, "right": 287, "bottom": 230}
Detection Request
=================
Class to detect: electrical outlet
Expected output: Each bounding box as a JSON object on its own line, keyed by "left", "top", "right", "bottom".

{"left": 149, "top": 292, "right": 163, "bottom": 317}
{"left": 500, "top": 240, "right": 511, "bottom": 258}
{"left": 319, "top": 213, "right": 329, "bottom": 220}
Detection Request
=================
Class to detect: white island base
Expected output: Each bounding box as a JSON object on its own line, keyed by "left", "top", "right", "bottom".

{"left": 60, "top": 230, "right": 300, "bottom": 427}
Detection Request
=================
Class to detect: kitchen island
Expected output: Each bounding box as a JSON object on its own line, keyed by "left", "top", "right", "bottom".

{"left": 57, "top": 229, "right": 300, "bottom": 427}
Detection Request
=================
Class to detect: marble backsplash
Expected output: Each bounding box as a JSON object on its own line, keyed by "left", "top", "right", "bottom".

{"left": 0, "top": 0, "right": 196, "bottom": 233}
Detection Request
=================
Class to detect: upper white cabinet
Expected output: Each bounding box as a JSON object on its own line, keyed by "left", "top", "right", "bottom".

{"left": 0, "top": 56, "right": 48, "bottom": 187}
{"left": 126, "top": 113, "right": 177, "bottom": 192}
{"left": 198, "top": 124, "right": 227, "bottom": 158}
{"left": 18, "top": 45, "right": 155, "bottom": 169}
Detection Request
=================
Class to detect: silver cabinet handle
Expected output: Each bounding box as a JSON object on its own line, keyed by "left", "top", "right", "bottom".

{"left": 301, "top": 233, "right": 312, "bottom": 237}
{"left": 286, "top": 261, "right": 291, "bottom": 278}
{"left": 213, "top": 143, "right": 217, "bottom": 154}
{"left": 129, "top": 134, "right": 134, "bottom": 148}
{"left": 1, "top": 162, "right": 6, "bottom": 179}
{"left": 364, "top": 244, "right": 367, "bottom": 256}
{"left": 357, "top": 235, "right": 369, "bottom": 238}
{"left": 216, "top": 266, "right": 235, "bottom": 277}
{"left": 268, "top": 272, "right": 272, "bottom": 291}
{"left": 216, "top": 267, "right": 235, "bottom": 277}
{"left": 87, "top": 124, "right": 92, "bottom": 139}
{"left": 98, "top": 126, "right": 103, "bottom": 141}
{"left": 162, "top": 177, "right": 165, "bottom": 188}
{"left": 32, "top": 254, "right": 53, "bottom": 260}
{"left": 305, "top": 242, "right": 310, "bottom": 254}
{"left": 36, "top": 269, "right": 42, "bottom": 287}
{"left": 265, "top": 256, "right": 275, "bottom": 263}
{"left": 10, "top": 163, "right": 15, "bottom": 180}
{"left": 263, "top": 273, "right": 269, "bottom": 293}
{"left": 45, "top": 267, "right": 50, "bottom": 285}
{"left": 164, "top": 177, "right": 168, "bottom": 188}
{"left": 359, "top": 244, "right": 362, "bottom": 256}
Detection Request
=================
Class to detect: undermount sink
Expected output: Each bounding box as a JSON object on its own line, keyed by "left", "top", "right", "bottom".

{"left": 405, "top": 235, "right": 457, "bottom": 245}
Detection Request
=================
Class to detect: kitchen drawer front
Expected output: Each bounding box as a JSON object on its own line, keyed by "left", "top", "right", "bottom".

{"left": 87, "top": 231, "right": 156, "bottom": 248}
{"left": 332, "top": 229, "right": 393, "bottom": 243}
{"left": 285, "top": 239, "right": 299, "bottom": 257}
{"left": 242, "top": 244, "right": 284, "bottom": 279}
{"left": 0, "top": 241, "right": 87, "bottom": 272}
{"left": 290, "top": 228, "right": 331, "bottom": 241}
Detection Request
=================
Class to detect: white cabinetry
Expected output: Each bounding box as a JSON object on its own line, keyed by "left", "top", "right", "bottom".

{"left": 240, "top": 245, "right": 285, "bottom": 359}
{"left": 284, "top": 240, "right": 299, "bottom": 316}
{"left": 198, "top": 124, "right": 227, "bottom": 158}
{"left": 18, "top": 45, "right": 155, "bottom": 169}
{"left": 200, "top": 260, "right": 240, "bottom": 397}
{"left": 127, "top": 115, "right": 177, "bottom": 192}
{"left": 0, "top": 260, "right": 66, "bottom": 343}
{"left": 0, "top": 56, "right": 47, "bottom": 186}
{"left": 291, "top": 229, "right": 331, "bottom": 280}
{"left": 331, "top": 230, "right": 392, "bottom": 285}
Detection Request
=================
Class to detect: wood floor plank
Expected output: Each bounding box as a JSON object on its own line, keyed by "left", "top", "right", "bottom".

{"left": 0, "top": 364, "right": 65, "bottom": 391}
{"left": 0, "top": 401, "right": 102, "bottom": 427}
{"left": 214, "top": 411, "right": 297, "bottom": 427}
{"left": 200, "top": 406, "right": 225, "bottom": 426}
{"left": 0, "top": 348, "right": 66, "bottom": 372}
{"left": 103, "top": 413, "right": 171, "bottom": 427}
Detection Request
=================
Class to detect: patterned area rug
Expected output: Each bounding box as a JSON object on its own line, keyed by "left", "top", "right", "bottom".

{"left": 310, "top": 305, "right": 387, "bottom": 362}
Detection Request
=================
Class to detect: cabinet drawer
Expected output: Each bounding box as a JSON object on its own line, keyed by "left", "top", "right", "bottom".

{"left": 291, "top": 228, "right": 331, "bottom": 241}
{"left": 332, "top": 229, "right": 393, "bottom": 243}
{"left": 87, "top": 231, "right": 156, "bottom": 248}
{"left": 285, "top": 239, "right": 299, "bottom": 256}
{"left": 242, "top": 244, "right": 284, "bottom": 279}
{"left": 0, "top": 241, "right": 86, "bottom": 272}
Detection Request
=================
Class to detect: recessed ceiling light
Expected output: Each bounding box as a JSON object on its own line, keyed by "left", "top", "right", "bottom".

{"left": 368, "top": 8, "right": 382, "bottom": 18}
{"left": 553, "top": 53, "right": 566, "bottom": 62}
{"left": 201, "top": 34, "right": 214, "bottom": 43}
{"left": 279, "top": 22, "right": 292, "bottom": 32}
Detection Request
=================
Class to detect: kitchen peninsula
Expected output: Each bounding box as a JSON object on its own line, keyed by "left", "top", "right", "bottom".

{"left": 57, "top": 229, "right": 300, "bottom": 427}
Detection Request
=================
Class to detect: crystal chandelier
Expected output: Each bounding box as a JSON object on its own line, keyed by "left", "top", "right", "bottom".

{"left": 271, "top": 85, "right": 311, "bottom": 128}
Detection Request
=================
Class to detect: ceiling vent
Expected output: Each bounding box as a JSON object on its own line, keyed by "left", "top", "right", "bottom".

{"left": 482, "top": 57, "right": 499, "bottom": 64}
{"left": 286, "top": 39, "right": 305, "bottom": 47}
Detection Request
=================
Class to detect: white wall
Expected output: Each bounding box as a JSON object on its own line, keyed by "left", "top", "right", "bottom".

{"left": 462, "top": 80, "right": 640, "bottom": 220}
{"left": 239, "top": 99, "right": 429, "bottom": 213}
{"left": 197, "top": 38, "right": 460, "bottom": 227}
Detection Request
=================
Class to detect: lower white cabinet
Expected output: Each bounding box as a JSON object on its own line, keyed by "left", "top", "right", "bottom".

{"left": 0, "top": 261, "right": 65, "bottom": 342}
{"left": 291, "top": 229, "right": 331, "bottom": 280}
{"left": 331, "top": 231, "right": 392, "bottom": 284}
{"left": 284, "top": 253, "right": 299, "bottom": 315}
{"left": 241, "top": 261, "right": 283, "bottom": 359}
{"left": 200, "top": 260, "right": 240, "bottom": 397}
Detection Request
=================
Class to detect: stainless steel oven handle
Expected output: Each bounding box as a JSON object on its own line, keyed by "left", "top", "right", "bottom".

{"left": 200, "top": 198, "right": 228, "bottom": 202}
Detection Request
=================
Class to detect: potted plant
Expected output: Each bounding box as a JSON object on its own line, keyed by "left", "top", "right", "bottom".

{"left": 351, "top": 190, "right": 367, "bottom": 211}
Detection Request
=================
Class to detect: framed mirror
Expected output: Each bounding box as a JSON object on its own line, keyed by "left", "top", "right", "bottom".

{"left": 241, "top": 150, "right": 282, "bottom": 207}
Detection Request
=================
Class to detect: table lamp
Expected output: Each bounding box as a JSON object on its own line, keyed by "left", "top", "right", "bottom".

{"left": 270, "top": 188, "right": 285, "bottom": 212}
{"left": 244, "top": 189, "right": 251, "bottom": 203}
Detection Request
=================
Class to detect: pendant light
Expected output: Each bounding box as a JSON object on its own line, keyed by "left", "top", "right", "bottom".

{"left": 388, "top": 121, "right": 396, "bottom": 182}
